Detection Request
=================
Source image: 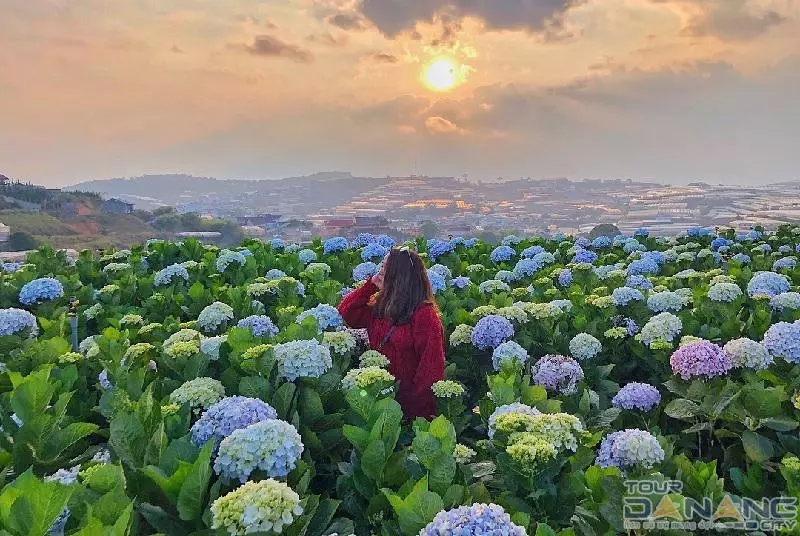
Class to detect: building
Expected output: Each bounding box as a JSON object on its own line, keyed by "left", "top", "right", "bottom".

{"left": 100, "top": 198, "right": 135, "bottom": 215}
{"left": 0, "top": 222, "right": 10, "bottom": 242}
{"left": 237, "top": 214, "right": 282, "bottom": 227}
{"left": 0, "top": 174, "right": 9, "bottom": 186}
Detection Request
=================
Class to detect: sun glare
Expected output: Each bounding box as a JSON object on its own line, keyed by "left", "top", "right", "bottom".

{"left": 422, "top": 57, "right": 460, "bottom": 92}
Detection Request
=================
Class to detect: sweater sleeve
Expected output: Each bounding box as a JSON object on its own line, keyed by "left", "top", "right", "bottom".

{"left": 410, "top": 304, "right": 446, "bottom": 401}
{"left": 337, "top": 278, "right": 378, "bottom": 329}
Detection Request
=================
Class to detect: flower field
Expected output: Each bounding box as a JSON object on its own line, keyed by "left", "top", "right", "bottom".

{"left": 3, "top": 227, "right": 800, "bottom": 535}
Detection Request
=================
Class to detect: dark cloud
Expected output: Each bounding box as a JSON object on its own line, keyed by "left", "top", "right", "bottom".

{"left": 306, "top": 31, "right": 348, "bottom": 46}
{"left": 370, "top": 52, "right": 399, "bottom": 63}
{"left": 357, "top": 0, "right": 581, "bottom": 37}
{"left": 327, "top": 12, "right": 367, "bottom": 31}
{"left": 242, "top": 35, "right": 314, "bottom": 63}
{"left": 684, "top": 2, "right": 786, "bottom": 40}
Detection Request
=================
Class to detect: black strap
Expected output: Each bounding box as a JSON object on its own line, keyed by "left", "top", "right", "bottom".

{"left": 378, "top": 325, "right": 396, "bottom": 350}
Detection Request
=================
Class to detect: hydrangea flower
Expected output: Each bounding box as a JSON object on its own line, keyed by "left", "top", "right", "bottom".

{"left": 634, "top": 227, "right": 649, "bottom": 238}
{"left": 353, "top": 261, "right": 379, "bottom": 281}
{"left": 358, "top": 349, "right": 389, "bottom": 367}
{"left": 592, "top": 236, "right": 612, "bottom": 249}
{"left": 478, "top": 279, "right": 510, "bottom": 294}
{"left": 640, "top": 312, "right": 682, "bottom": 346}
{"left": 0, "top": 308, "right": 38, "bottom": 337}
{"left": 297, "top": 249, "right": 317, "bottom": 264}
{"left": 471, "top": 315, "right": 514, "bottom": 350}
{"left": 237, "top": 315, "right": 279, "bottom": 337}
{"left": 274, "top": 339, "right": 333, "bottom": 381}
{"left": 521, "top": 245, "right": 545, "bottom": 258}
{"left": 323, "top": 236, "right": 349, "bottom": 254}
{"left": 495, "top": 270, "right": 515, "bottom": 283}
{"left": 512, "top": 258, "right": 543, "bottom": 279}
{"left": 707, "top": 282, "right": 743, "bottom": 302}
{"left": 322, "top": 331, "right": 357, "bottom": 355}
{"left": 454, "top": 444, "right": 476, "bottom": 464}
{"left": 550, "top": 299, "right": 573, "bottom": 313}
{"left": 557, "top": 268, "right": 573, "bottom": 287}
{"left": 296, "top": 304, "right": 342, "bottom": 332}
{"left": 612, "top": 383, "right": 661, "bottom": 411}
{"left": 763, "top": 321, "right": 800, "bottom": 363}
{"left": 341, "top": 366, "right": 395, "bottom": 391}
{"left": 215, "top": 419, "right": 304, "bottom": 482}
{"left": 216, "top": 250, "right": 247, "bottom": 273}
{"left": 210, "top": 479, "right": 303, "bottom": 536}
{"left": 269, "top": 238, "right": 285, "bottom": 250}
{"left": 774, "top": 257, "right": 798, "bottom": 271}
{"left": 771, "top": 292, "right": 800, "bottom": 311}
{"left": 426, "top": 239, "right": 453, "bottom": 261}
{"left": 573, "top": 249, "right": 598, "bottom": 264}
{"left": 19, "top": 278, "right": 64, "bottom": 305}
{"left": 428, "top": 264, "right": 451, "bottom": 279}
{"left": 197, "top": 302, "right": 235, "bottom": 334}
{"left": 647, "top": 291, "right": 686, "bottom": 313}
{"left": 490, "top": 245, "right": 516, "bottom": 264}
{"left": 170, "top": 377, "right": 226, "bottom": 415}
{"left": 265, "top": 268, "right": 287, "bottom": 279}
{"left": 449, "top": 276, "right": 472, "bottom": 289}
{"left": 492, "top": 340, "right": 529, "bottom": 371}
{"left": 597, "top": 429, "right": 664, "bottom": 470}
{"left": 428, "top": 270, "right": 446, "bottom": 293}
{"left": 569, "top": 333, "right": 602, "bottom": 361}
{"left": 612, "top": 287, "right": 645, "bottom": 307}
{"left": 531, "top": 354, "right": 584, "bottom": 395}
{"left": 488, "top": 403, "right": 541, "bottom": 438}
{"left": 747, "top": 271, "right": 791, "bottom": 298}
{"left": 2, "top": 262, "right": 23, "bottom": 273}
{"left": 623, "top": 240, "right": 647, "bottom": 255}
{"left": 351, "top": 233, "right": 375, "bottom": 248}
{"left": 731, "top": 253, "right": 751, "bottom": 264}
{"left": 420, "top": 504, "right": 526, "bottom": 536}
{"left": 190, "top": 396, "right": 277, "bottom": 448}
{"left": 357, "top": 242, "right": 386, "bottom": 262}
{"left": 627, "top": 259, "right": 660, "bottom": 276}
{"left": 431, "top": 380, "right": 465, "bottom": 398}
{"left": 670, "top": 340, "right": 732, "bottom": 380}
{"left": 723, "top": 338, "right": 772, "bottom": 370}
{"left": 201, "top": 335, "right": 227, "bottom": 360}
{"left": 450, "top": 324, "right": 474, "bottom": 347}
{"left": 626, "top": 275, "right": 653, "bottom": 290}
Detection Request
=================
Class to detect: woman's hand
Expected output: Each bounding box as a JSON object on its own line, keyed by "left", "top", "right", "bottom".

{"left": 372, "top": 255, "right": 388, "bottom": 289}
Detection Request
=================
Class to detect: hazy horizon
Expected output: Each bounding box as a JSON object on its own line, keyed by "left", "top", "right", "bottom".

{"left": 2, "top": 0, "right": 798, "bottom": 187}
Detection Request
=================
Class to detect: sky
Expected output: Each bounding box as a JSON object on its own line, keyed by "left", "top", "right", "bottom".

{"left": 0, "top": 0, "right": 798, "bottom": 186}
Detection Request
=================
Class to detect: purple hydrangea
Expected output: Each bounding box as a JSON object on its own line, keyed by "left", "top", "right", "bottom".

{"left": 669, "top": 341, "right": 732, "bottom": 380}
{"left": 237, "top": 315, "right": 279, "bottom": 338}
{"left": 190, "top": 396, "right": 277, "bottom": 448}
{"left": 471, "top": 315, "right": 514, "bottom": 350}
{"left": 573, "top": 249, "right": 598, "bottom": 264}
{"left": 558, "top": 269, "right": 573, "bottom": 287}
{"left": 490, "top": 245, "right": 516, "bottom": 264}
{"left": 420, "top": 504, "right": 526, "bottom": 536}
{"left": 612, "top": 383, "right": 661, "bottom": 412}
{"left": 531, "top": 354, "right": 584, "bottom": 395}
{"left": 762, "top": 321, "right": 800, "bottom": 363}
{"left": 597, "top": 429, "right": 664, "bottom": 470}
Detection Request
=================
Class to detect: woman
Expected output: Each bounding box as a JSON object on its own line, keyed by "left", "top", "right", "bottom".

{"left": 338, "top": 247, "right": 445, "bottom": 419}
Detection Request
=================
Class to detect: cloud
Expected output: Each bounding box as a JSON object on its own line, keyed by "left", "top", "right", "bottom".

{"left": 653, "top": 0, "right": 789, "bottom": 40}
{"left": 370, "top": 52, "right": 399, "bottom": 63}
{"left": 357, "top": 0, "right": 581, "bottom": 37}
{"left": 306, "top": 31, "right": 349, "bottom": 46}
{"left": 425, "top": 115, "right": 461, "bottom": 134}
{"left": 327, "top": 12, "right": 368, "bottom": 31}
{"left": 241, "top": 35, "right": 314, "bottom": 63}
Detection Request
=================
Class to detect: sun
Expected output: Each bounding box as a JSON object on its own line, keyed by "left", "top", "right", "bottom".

{"left": 422, "top": 57, "right": 460, "bottom": 92}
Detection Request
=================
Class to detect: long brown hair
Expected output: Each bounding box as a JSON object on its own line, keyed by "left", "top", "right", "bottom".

{"left": 373, "top": 248, "right": 436, "bottom": 324}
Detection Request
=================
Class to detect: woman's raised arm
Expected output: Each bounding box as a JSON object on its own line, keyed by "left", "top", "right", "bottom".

{"left": 337, "top": 278, "right": 378, "bottom": 329}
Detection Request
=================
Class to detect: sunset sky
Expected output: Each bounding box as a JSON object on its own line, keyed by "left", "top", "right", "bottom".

{"left": 1, "top": 0, "right": 798, "bottom": 186}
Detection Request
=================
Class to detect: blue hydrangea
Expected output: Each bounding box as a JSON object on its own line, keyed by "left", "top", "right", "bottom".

{"left": 592, "top": 236, "right": 612, "bottom": 249}
{"left": 464, "top": 238, "right": 478, "bottom": 248}
{"left": 190, "top": 396, "right": 277, "bottom": 448}
{"left": 780, "top": 245, "right": 793, "bottom": 254}
{"left": 612, "top": 287, "right": 645, "bottom": 307}
{"left": 771, "top": 292, "right": 800, "bottom": 311}
{"left": 216, "top": 250, "right": 247, "bottom": 273}
{"left": 550, "top": 299, "right": 573, "bottom": 313}
{"left": 429, "top": 264, "right": 452, "bottom": 279}
{"left": 274, "top": 339, "right": 333, "bottom": 380}
{"left": 521, "top": 245, "right": 545, "bottom": 258}
{"left": 471, "top": 315, "right": 514, "bottom": 350}
{"left": 558, "top": 269, "right": 573, "bottom": 287}
{"left": 687, "top": 227, "right": 714, "bottom": 238}
{"left": 449, "top": 276, "right": 472, "bottom": 289}
{"left": 237, "top": 315, "right": 279, "bottom": 337}
{"left": 641, "top": 251, "right": 665, "bottom": 265}
{"left": 711, "top": 237, "right": 733, "bottom": 250}
{"left": 597, "top": 429, "right": 664, "bottom": 470}
{"left": 0, "top": 308, "right": 38, "bottom": 337}
{"left": 533, "top": 251, "right": 556, "bottom": 267}
{"left": 375, "top": 234, "right": 396, "bottom": 248}
{"left": 19, "top": 278, "right": 64, "bottom": 306}
{"left": 774, "top": 257, "right": 797, "bottom": 271}
{"left": 297, "top": 249, "right": 317, "bottom": 264}
{"left": 197, "top": 302, "right": 235, "bottom": 334}
{"left": 353, "top": 261, "right": 379, "bottom": 281}
{"left": 269, "top": 238, "right": 285, "bottom": 250}
{"left": 633, "top": 228, "right": 649, "bottom": 238}
{"left": 627, "top": 258, "right": 660, "bottom": 276}
{"left": 154, "top": 263, "right": 189, "bottom": 287}
{"left": 428, "top": 239, "right": 454, "bottom": 261}
{"left": 512, "top": 258, "right": 542, "bottom": 279}
{"left": 265, "top": 268, "right": 287, "bottom": 279}
{"left": 612, "top": 383, "right": 661, "bottom": 411}
{"left": 323, "top": 236, "right": 349, "bottom": 254}
{"left": 763, "top": 322, "right": 800, "bottom": 363}
{"left": 747, "top": 271, "right": 790, "bottom": 298}
{"left": 623, "top": 240, "right": 647, "bottom": 255}
{"left": 2, "top": 262, "right": 23, "bottom": 273}
{"left": 490, "top": 245, "right": 516, "bottom": 264}
{"left": 492, "top": 341, "right": 529, "bottom": 371}
{"left": 569, "top": 333, "right": 602, "bottom": 361}
{"left": 502, "top": 235, "right": 522, "bottom": 246}
{"left": 647, "top": 291, "right": 686, "bottom": 313}
{"left": 478, "top": 279, "right": 511, "bottom": 294}
{"left": 574, "top": 237, "right": 591, "bottom": 248}
{"left": 296, "top": 304, "right": 342, "bottom": 332}
{"left": 427, "top": 270, "right": 446, "bottom": 293}
{"left": 495, "top": 270, "right": 515, "bottom": 283}
{"left": 626, "top": 274, "right": 653, "bottom": 290}
{"left": 531, "top": 354, "right": 584, "bottom": 395}
{"left": 420, "top": 504, "right": 526, "bottom": 536}
{"left": 573, "top": 249, "right": 598, "bottom": 264}
{"left": 214, "top": 419, "right": 303, "bottom": 482}
{"left": 707, "top": 282, "right": 743, "bottom": 302}
{"left": 755, "top": 243, "right": 773, "bottom": 254}
{"left": 352, "top": 233, "right": 375, "bottom": 248}
{"left": 595, "top": 263, "right": 625, "bottom": 279}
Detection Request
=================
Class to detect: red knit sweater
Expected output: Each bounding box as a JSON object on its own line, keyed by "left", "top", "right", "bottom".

{"left": 337, "top": 277, "right": 445, "bottom": 420}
